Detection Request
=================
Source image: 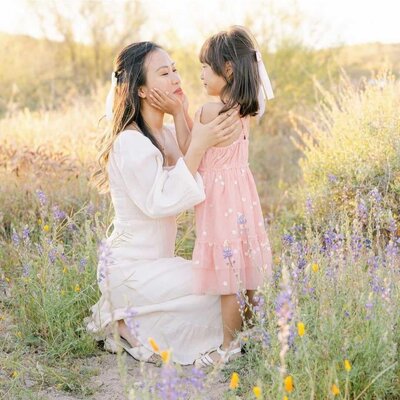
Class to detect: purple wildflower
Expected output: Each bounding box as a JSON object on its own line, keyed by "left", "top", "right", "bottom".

{"left": 275, "top": 288, "right": 293, "bottom": 322}
{"left": 78, "top": 257, "right": 88, "bottom": 273}
{"left": 22, "top": 226, "right": 30, "bottom": 241}
{"left": 305, "top": 196, "right": 313, "bottom": 214}
{"left": 12, "top": 230, "right": 20, "bottom": 246}
{"left": 36, "top": 189, "right": 47, "bottom": 206}
{"left": 262, "top": 330, "right": 271, "bottom": 348}
{"left": 68, "top": 222, "right": 78, "bottom": 232}
{"left": 187, "top": 367, "right": 205, "bottom": 391}
{"left": 87, "top": 202, "right": 95, "bottom": 216}
{"left": 237, "top": 213, "right": 247, "bottom": 225}
{"left": 98, "top": 239, "right": 112, "bottom": 284}
{"left": 22, "top": 264, "right": 30, "bottom": 277}
{"left": 385, "top": 240, "right": 398, "bottom": 258}
{"left": 328, "top": 173, "right": 338, "bottom": 183}
{"left": 223, "top": 245, "right": 233, "bottom": 260}
{"left": 357, "top": 199, "right": 368, "bottom": 220}
{"left": 388, "top": 219, "right": 397, "bottom": 233}
{"left": 236, "top": 290, "right": 247, "bottom": 317}
{"left": 369, "top": 188, "right": 382, "bottom": 203}
{"left": 48, "top": 247, "right": 57, "bottom": 264}
{"left": 52, "top": 205, "right": 66, "bottom": 221}
{"left": 156, "top": 364, "right": 181, "bottom": 400}
{"left": 35, "top": 243, "right": 43, "bottom": 255}
{"left": 282, "top": 233, "right": 295, "bottom": 246}
{"left": 125, "top": 307, "right": 140, "bottom": 339}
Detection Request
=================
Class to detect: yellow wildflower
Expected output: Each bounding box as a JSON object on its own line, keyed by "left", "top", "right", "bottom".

{"left": 160, "top": 350, "right": 171, "bottom": 364}
{"left": 74, "top": 284, "right": 81, "bottom": 292}
{"left": 284, "top": 375, "right": 294, "bottom": 392}
{"left": 297, "top": 322, "right": 305, "bottom": 337}
{"left": 0, "top": 315, "right": 4, "bottom": 321}
{"left": 148, "top": 337, "right": 160, "bottom": 353}
{"left": 344, "top": 359, "right": 352, "bottom": 372}
{"left": 16, "top": 331, "right": 22, "bottom": 338}
{"left": 63, "top": 267, "right": 67, "bottom": 274}
{"left": 43, "top": 225, "right": 50, "bottom": 232}
{"left": 331, "top": 384, "right": 340, "bottom": 396}
{"left": 312, "top": 263, "right": 319, "bottom": 272}
{"left": 5, "top": 277, "right": 10, "bottom": 283}
{"left": 37, "top": 218, "right": 42, "bottom": 225}
{"left": 253, "top": 386, "right": 262, "bottom": 398}
{"left": 229, "top": 372, "right": 239, "bottom": 389}
{"left": 283, "top": 397, "right": 289, "bottom": 400}
{"left": 11, "top": 371, "right": 18, "bottom": 378}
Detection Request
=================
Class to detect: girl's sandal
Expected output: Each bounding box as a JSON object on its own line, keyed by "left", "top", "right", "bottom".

{"left": 194, "top": 345, "right": 242, "bottom": 368}
{"left": 104, "top": 335, "right": 162, "bottom": 366}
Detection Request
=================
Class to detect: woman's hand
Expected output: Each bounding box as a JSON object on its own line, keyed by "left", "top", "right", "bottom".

{"left": 149, "top": 88, "right": 183, "bottom": 116}
{"left": 190, "top": 108, "right": 242, "bottom": 152}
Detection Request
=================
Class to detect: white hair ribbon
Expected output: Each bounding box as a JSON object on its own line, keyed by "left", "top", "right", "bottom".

{"left": 105, "top": 72, "right": 117, "bottom": 121}
{"left": 255, "top": 51, "right": 274, "bottom": 119}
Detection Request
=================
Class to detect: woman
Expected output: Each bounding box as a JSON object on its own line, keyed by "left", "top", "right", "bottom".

{"left": 84, "top": 41, "right": 242, "bottom": 365}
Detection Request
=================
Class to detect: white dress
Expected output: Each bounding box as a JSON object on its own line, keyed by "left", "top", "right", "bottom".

{"left": 85, "top": 128, "right": 223, "bottom": 365}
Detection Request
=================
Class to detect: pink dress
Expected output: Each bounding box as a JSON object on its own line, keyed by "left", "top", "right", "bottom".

{"left": 192, "top": 117, "right": 273, "bottom": 295}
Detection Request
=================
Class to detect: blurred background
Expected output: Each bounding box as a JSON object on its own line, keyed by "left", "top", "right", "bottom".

{"left": 0, "top": 0, "right": 399, "bottom": 226}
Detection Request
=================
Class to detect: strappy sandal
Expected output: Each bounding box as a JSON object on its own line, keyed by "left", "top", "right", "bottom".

{"left": 104, "top": 335, "right": 162, "bottom": 365}
{"left": 194, "top": 345, "right": 242, "bottom": 368}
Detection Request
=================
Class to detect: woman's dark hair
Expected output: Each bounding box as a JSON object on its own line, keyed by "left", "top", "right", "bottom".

{"left": 199, "top": 25, "right": 260, "bottom": 117}
{"left": 113, "top": 41, "right": 164, "bottom": 154}
{"left": 92, "top": 41, "right": 164, "bottom": 193}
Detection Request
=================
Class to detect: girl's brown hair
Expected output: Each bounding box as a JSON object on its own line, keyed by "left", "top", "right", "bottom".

{"left": 199, "top": 25, "right": 260, "bottom": 117}
{"left": 92, "top": 41, "right": 164, "bottom": 194}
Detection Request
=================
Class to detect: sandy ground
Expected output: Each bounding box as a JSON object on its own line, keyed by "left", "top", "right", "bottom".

{"left": 0, "top": 284, "right": 230, "bottom": 400}
{"left": 38, "top": 352, "right": 229, "bottom": 400}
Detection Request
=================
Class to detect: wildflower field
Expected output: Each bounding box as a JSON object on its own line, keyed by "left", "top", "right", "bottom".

{"left": 1, "top": 72, "right": 399, "bottom": 399}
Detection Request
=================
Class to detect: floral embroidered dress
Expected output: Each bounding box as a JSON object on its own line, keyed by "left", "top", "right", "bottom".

{"left": 192, "top": 117, "right": 272, "bottom": 295}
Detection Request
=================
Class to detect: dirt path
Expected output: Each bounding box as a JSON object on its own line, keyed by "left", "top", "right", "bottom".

{"left": 38, "top": 352, "right": 228, "bottom": 400}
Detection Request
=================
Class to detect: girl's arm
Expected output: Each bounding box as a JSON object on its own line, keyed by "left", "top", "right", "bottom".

{"left": 182, "top": 94, "right": 193, "bottom": 131}
{"left": 150, "top": 88, "right": 191, "bottom": 154}
{"left": 172, "top": 108, "right": 191, "bottom": 154}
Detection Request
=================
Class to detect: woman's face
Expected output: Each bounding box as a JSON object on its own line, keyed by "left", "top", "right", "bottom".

{"left": 200, "top": 63, "right": 226, "bottom": 96}
{"left": 140, "top": 49, "right": 183, "bottom": 102}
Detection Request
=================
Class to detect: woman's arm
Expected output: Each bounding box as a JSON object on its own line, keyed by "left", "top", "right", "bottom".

{"left": 183, "top": 108, "right": 242, "bottom": 175}
{"left": 116, "top": 130, "right": 204, "bottom": 218}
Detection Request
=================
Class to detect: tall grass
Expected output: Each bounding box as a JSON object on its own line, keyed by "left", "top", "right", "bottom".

{"left": 1, "top": 72, "right": 399, "bottom": 398}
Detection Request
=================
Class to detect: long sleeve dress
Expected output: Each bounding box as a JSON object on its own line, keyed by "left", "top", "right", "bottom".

{"left": 84, "top": 128, "right": 223, "bottom": 365}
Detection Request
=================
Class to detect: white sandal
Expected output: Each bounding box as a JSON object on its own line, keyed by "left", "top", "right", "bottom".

{"left": 104, "top": 335, "right": 161, "bottom": 364}
{"left": 194, "top": 345, "right": 242, "bottom": 368}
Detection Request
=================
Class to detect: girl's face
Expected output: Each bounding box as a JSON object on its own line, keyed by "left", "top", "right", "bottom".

{"left": 200, "top": 63, "right": 226, "bottom": 96}
{"left": 139, "top": 49, "right": 183, "bottom": 102}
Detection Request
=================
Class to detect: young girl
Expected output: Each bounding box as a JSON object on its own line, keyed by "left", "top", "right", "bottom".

{"left": 150, "top": 26, "right": 274, "bottom": 366}
{"left": 192, "top": 25, "right": 274, "bottom": 366}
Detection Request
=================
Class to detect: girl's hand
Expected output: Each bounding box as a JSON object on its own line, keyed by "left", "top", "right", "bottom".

{"left": 150, "top": 88, "right": 183, "bottom": 116}
{"left": 190, "top": 108, "right": 242, "bottom": 152}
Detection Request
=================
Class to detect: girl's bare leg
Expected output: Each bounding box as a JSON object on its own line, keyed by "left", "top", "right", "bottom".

{"left": 221, "top": 294, "right": 243, "bottom": 349}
